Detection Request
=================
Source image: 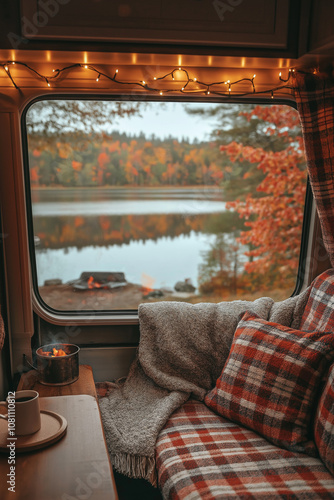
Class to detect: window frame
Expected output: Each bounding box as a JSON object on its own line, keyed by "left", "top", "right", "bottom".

{"left": 21, "top": 93, "right": 312, "bottom": 326}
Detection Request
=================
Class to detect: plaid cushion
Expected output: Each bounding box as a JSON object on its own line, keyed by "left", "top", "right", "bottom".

{"left": 156, "top": 400, "right": 334, "bottom": 499}
{"left": 315, "top": 363, "right": 334, "bottom": 476}
{"left": 300, "top": 269, "right": 334, "bottom": 332}
{"left": 204, "top": 311, "right": 334, "bottom": 455}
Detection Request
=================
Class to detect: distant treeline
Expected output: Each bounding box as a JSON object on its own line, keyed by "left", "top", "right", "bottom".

{"left": 29, "top": 131, "right": 225, "bottom": 188}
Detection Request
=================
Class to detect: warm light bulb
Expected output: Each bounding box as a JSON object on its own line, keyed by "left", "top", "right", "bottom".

{"left": 47, "top": 82, "right": 51, "bottom": 87}
{"left": 279, "top": 72, "right": 282, "bottom": 77}
{"left": 179, "top": 67, "right": 181, "bottom": 70}
{"left": 84, "top": 65, "right": 88, "bottom": 69}
{"left": 12, "top": 62, "right": 15, "bottom": 65}
{"left": 253, "top": 74, "right": 256, "bottom": 78}
{"left": 52, "top": 69, "right": 55, "bottom": 72}
{"left": 154, "top": 77, "right": 157, "bottom": 80}
{"left": 228, "top": 87, "right": 231, "bottom": 92}
{"left": 4, "top": 66, "right": 8, "bottom": 71}
{"left": 142, "top": 81, "right": 146, "bottom": 85}
{"left": 115, "top": 69, "right": 118, "bottom": 73}
{"left": 227, "top": 80, "right": 230, "bottom": 83}
{"left": 96, "top": 77, "right": 99, "bottom": 82}
{"left": 181, "top": 87, "right": 184, "bottom": 91}
{"left": 271, "top": 92, "right": 274, "bottom": 99}
{"left": 194, "top": 78, "right": 197, "bottom": 81}
{"left": 159, "top": 91, "right": 163, "bottom": 95}
{"left": 207, "top": 90, "right": 210, "bottom": 95}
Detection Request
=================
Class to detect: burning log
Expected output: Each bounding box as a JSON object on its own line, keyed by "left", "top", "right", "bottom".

{"left": 41, "top": 347, "right": 67, "bottom": 357}
{"left": 87, "top": 276, "right": 105, "bottom": 289}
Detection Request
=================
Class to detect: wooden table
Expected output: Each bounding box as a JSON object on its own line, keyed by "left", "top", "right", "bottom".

{"left": 0, "top": 395, "right": 118, "bottom": 500}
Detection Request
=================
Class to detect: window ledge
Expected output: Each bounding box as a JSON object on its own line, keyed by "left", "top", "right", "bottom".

{"left": 32, "top": 291, "right": 139, "bottom": 326}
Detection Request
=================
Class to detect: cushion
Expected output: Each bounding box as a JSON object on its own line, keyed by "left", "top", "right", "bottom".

{"left": 300, "top": 269, "right": 334, "bottom": 332}
{"left": 315, "top": 363, "right": 334, "bottom": 475}
{"left": 156, "top": 400, "right": 334, "bottom": 499}
{"left": 204, "top": 311, "right": 334, "bottom": 455}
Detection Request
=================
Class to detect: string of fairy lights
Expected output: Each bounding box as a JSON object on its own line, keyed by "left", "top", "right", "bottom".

{"left": 0, "top": 60, "right": 298, "bottom": 98}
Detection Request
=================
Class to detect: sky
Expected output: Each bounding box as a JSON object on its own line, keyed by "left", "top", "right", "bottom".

{"left": 108, "top": 102, "right": 220, "bottom": 142}
{"left": 28, "top": 100, "right": 222, "bottom": 143}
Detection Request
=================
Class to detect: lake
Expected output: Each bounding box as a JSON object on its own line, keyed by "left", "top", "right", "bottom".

{"left": 32, "top": 187, "right": 237, "bottom": 291}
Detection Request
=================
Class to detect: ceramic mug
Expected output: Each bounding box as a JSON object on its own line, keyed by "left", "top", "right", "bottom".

{"left": 0, "top": 390, "right": 41, "bottom": 435}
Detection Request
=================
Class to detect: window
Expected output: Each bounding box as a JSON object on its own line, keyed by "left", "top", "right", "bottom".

{"left": 24, "top": 99, "right": 307, "bottom": 313}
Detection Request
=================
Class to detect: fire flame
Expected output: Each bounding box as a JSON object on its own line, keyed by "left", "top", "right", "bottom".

{"left": 87, "top": 276, "right": 104, "bottom": 289}
{"left": 141, "top": 273, "right": 155, "bottom": 294}
{"left": 42, "top": 347, "right": 67, "bottom": 357}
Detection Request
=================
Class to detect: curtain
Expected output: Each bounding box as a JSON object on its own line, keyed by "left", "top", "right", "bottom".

{"left": 293, "top": 72, "right": 334, "bottom": 266}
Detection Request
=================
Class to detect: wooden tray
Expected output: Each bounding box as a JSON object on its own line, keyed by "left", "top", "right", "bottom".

{"left": 0, "top": 410, "right": 67, "bottom": 453}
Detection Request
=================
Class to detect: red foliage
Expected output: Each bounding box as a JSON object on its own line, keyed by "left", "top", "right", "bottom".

{"left": 30, "top": 166, "right": 40, "bottom": 183}
{"left": 97, "top": 152, "right": 110, "bottom": 168}
{"left": 224, "top": 106, "right": 307, "bottom": 290}
{"left": 72, "top": 160, "right": 82, "bottom": 171}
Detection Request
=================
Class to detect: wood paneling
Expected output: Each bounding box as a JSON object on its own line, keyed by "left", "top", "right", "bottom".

{"left": 0, "top": 112, "right": 34, "bottom": 375}
{"left": 309, "top": 0, "right": 334, "bottom": 53}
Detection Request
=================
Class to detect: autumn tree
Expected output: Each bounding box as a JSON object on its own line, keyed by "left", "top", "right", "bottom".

{"left": 222, "top": 105, "right": 307, "bottom": 292}
{"left": 26, "top": 100, "right": 146, "bottom": 138}
{"left": 192, "top": 103, "right": 307, "bottom": 296}
{"left": 198, "top": 233, "right": 243, "bottom": 296}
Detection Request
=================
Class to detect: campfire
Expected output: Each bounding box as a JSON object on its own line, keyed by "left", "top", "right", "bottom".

{"left": 87, "top": 276, "right": 105, "bottom": 289}
{"left": 141, "top": 273, "right": 155, "bottom": 295}
{"left": 69, "top": 272, "right": 127, "bottom": 291}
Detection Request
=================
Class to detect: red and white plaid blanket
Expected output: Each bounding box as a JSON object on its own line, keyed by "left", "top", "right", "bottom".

{"left": 156, "top": 400, "right": 334, "bottom": 499}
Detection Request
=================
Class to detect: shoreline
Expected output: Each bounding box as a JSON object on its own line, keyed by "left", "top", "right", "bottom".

{"left": 31, "top": 185, "right": 224, "bottom": 192}
{"left": 38, "top": 283, "right": 290, "bottom": 311}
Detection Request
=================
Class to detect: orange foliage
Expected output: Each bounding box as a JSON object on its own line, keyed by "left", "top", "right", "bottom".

{"left": 224, "top": 106, "right": 306, "bottom": 290}
{"left": 57, "top": 142, "right": 72, "bottom": 159}
{"left": 98, "top": 152, "right": 110, "bottom": 168}
{"left": 72, "top": 160, "right": 82, "bottom": 171}
{"left": 74, "top": 216, "right": 85, "bottom": 228}
{"left": 108, "top": 141, "right": 120, "bottom": 153}
{"left": 30, "top": 166, "right": 40, "bottom": 183}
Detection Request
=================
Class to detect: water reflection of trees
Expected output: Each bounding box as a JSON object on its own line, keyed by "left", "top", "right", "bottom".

{"left": 34, "top": 211, "right": 244, "bottom": 250}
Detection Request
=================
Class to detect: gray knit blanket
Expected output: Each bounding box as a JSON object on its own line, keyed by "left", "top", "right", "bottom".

{"left": 99, "top": 290, "right": 310, "bottom": 485}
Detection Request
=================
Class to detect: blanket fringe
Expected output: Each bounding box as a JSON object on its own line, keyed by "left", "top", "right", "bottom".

{"left": 110, "top": 453, "right": 158, "bottom": 487}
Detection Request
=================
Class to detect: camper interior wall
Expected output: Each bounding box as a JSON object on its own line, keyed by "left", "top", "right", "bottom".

{"left": 0, "top": 357, "right": 7, "bottom": 400}
{"left": 0, "top": 105, "right": 34, "bottom": 380}
{"left": 0, "top": 336, "right": 9, "bottom": 400}
{"left": 0, "top": 220, "right": 10, "bottom": 400}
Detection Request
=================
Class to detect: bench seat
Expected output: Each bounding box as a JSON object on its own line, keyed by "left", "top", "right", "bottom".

{"left": 156, "top": 400, "right": 334, "bottom": 499}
